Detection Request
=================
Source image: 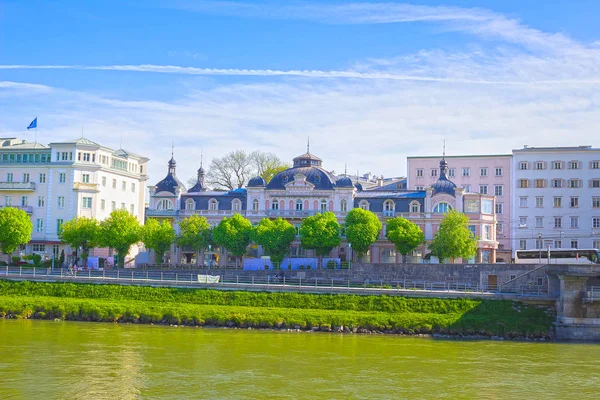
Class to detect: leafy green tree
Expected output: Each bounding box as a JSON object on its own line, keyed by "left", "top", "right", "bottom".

{"left": 428, "top": 210, "right": 478, "bottom": 262}
{"left": 178, "top": 214, "right": 212, "bottom": 266}
{"left": 213, "top": 213, "right": 252, "bottom": 268}
{"left": 99, "top": 210, "right": 142, "bottom": 268}
{"left": 385, "top": 217, "right": 425, "bottom": 263}
{"left": 300, "top": 212, "right": 341, "bottom": 264}
{"left": 142, "top": 218, "right": 176, "bottom": 265}
{"left": 0, "top": 207, "right": 33, "bottom": 255}
{"left": 344, "top": 208, "right": 382, "bottom": 261}
{"left": 58, "top": 216, "right": 100, "bottom": 268}
{"left": 251, "top": 218, "right": 296, "bottom": 267}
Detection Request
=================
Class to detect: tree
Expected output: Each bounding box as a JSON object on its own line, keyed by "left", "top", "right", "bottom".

{"left": 99, "top": 210, "right": 142, "bottom": 268}
{"left": 344, "top": 208, "right": 382, "bottom": 261}
{"left": 250, "top": 150, "right": 290, "bottom": 183}
{"left": 428, "top": 210, "right": 478, "bottom": 262}
{"left": 300, "top": 212, "right": 341, "bottom": 264}
{"left": 251, "top": 218, "right": 296, "bottom": 267}
{"left": 385, "top": 217, "right": 425, "bottom": 263}
{"left": 178, "top": 214, "right": 212, "bottom": 266}
{"left": 213, "top": 213, "right": 252, "bottom": 268}
{"left": 142, "top": 219, "right": 176, "bottom": 265}
{"left": 58, "top": 216, "right": 100, "bottom": 268}
{"left": 0, "top": 207, "right": 32, "bottom": 255}
{"left": 206, "top": 150, "right": 253, "bottom": 190}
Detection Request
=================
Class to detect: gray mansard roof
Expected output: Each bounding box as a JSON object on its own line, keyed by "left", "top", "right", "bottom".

{"left": 181, "top": 188, "right": 247, "bottom": 210}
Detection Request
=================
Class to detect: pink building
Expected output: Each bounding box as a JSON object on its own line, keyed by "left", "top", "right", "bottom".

{"left": 407, "top": 154, "right": 512, "bottom": 261}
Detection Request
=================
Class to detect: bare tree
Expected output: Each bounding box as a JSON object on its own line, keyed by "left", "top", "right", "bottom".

{"left": 206, "top": 150, "right": 254, "bottom": 190}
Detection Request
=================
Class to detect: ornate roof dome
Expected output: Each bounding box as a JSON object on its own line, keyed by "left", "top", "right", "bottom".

{"left": 266, "top": 146, "right": 336, "bottom": 190}
{"left": 154, "top": 157, "right": 187, "bottom": 195}
{"left": 247, "top": 176, "right": 266, "bottom": 187}
{"left": 336, "top": 176, "right": 354, "bottom": 187}
{"left": 354, "top": 182, "right": 363, "bottom": 192}
{"left": 431, "top": 158, "right": 457, "bottom": 196}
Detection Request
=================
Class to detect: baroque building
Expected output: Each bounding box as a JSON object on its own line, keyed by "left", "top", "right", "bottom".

{"left": 147, "top": 148, "right": 498, "bottom": 266}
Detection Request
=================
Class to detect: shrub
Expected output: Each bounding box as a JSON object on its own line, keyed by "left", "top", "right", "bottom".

{"left": 32, "top": 254, "right": 42, "bottom": 266}
{"left": 298, "top": 265, "right": 305, "bottom": 270}
{"left": 287, "top": 264, "right": 292, "bottom": 270}
{"left": 306, "top": 265, "right": 312, "bottom": 270}
{"left": 11, "top": 256, "right": 20, "bottom": 264}
{"left": 0, "top": 261, "right": 7, "bottom": 266}
{"left": 326, "top": 260, "right": 336, "bottom": 269}
{"left": 340, "top": 261, "right": 350, "bottom": 269}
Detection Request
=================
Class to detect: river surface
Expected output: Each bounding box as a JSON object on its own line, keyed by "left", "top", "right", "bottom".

{"left": 0, "top": 319, "right": 599, "bottom": 399}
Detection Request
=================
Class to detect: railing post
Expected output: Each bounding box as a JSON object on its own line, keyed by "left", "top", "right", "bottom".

{"left": 283, "top": 276, "right": 286, "bottom": 286}
{"left": 103, "top": 269, "right": 105, "bottom": 280}
{"left": 161, "top": 272, "right": 163, "bottom": 282}
{"left": 252, "top": 276, "right": 254, "bottom": 286}
{"left": 33, "top": 267, "right": 36, "bottom": 277}
{"left": 315, "top": 278, "right": 317, "bottom": 288}
{"left": 236, "top": 275, "right": 239, "bottom": 285}
{"left": 5, "top": 265, "right": 8, "bottom": 276}
{"left": 131, "top": 270, "right": 134, "bottom": 281}
{"left": 190, "top": 273, "right": 192, "bottom": 283}
{"left": 331, "top": 279, "right": 333, "bottom": 289}
{"left": 299, "top": 277, "right": 302, "bottom": 287}
{"left": 19, "top": 266, "right": 22, "bottom": 276}
{"left": 89, "top": 269, "right": 91, "bottom": 279}
{"left": 175, "top": 273, "right": 178, "bottom": 283}
{"left": 117, "top": 270, "right": 120, "bottom": 280}
{"left": 60, "top": 268, "right": 63, "bottom": 278}
{"left": 146, "top": 271, "right": 149, "bottom": 282}
{"left": 267, "top": 275, "right": 270, "bottom": 287}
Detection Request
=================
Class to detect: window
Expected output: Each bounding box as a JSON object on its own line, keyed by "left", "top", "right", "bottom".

{"left": 59, "top": 172, "right": 66, "bottom": 183}
{"left": 56, "top": 219, "right": 64, "bottom": 233}
{"left": 591, "top": 179, "right": 600, "bottom": 188}
{"left": 271, "top": 201, "right": 279, "bottom": 210}
{"left": 495, "top": 203, "right": 503, "bottom": 214}
{"left": 519, "top": 197, "right": 528, "bottom": 207}
{"left": 495, "top": 167, "right": 503, "bottom": 176}
{"left": 131, "top": 183, "right": 136, "bottom": 192}
{"left": 570, "top": 216, "right": 579, "bottom": 229}
{"left": 592, "top": 161, "right": 600, "bottom": 169}
{"left": 22, "top": 173, "right": 30, "bottom": 183}
{"left": 519, "top": 179, "right": 529, "bottom": 188}
{"left": 554, "top": 197, "right": 562, "bottom": 208}
{"left": 554, "top": 217, "right": 562, "bottom": 228}
{"left": 233, "top": 200, "right": 241, "bottom": 211}
{"left": 111, "top": 201, "right": 116, "bottom": 211}
{"left": 4, "top": 196, "right": 11, "bottom": 206}
{"left": 535, "top": 161, "right": 544, "bottom": 170}
{"left": 570, "top": 197, "right": 579, "bottom": 208}
{"left": 185, "top": 199, "right": 194, "bottom": 210}
{"left": 535, "top": 238, "right": 543, "bottom": 250}
{"left": 447, "top": 168, "right": 455, "bottom": 178}
{"left": 112, "top": 179, "right": 117, "bottom": 189}
{"left": 82, "top": 174, "right": 90, "bottom": 184}
{"left": 462, "top": 168, "right": 470, "bottom": 177}
{"left": 320, "top": 200, "right": 327, "bottom": 213}
{"left": 594, "top": 197, "right": 600, "bottom": 208}
{"left": 121, "top": 202, "right": 126, "bottom": 210}
{"left": 296, "top": 200, "right": 303, "bottom": 211}
{"left": 535, "top": 217, "right": 543, "bottom": 228}
{"left": 410, "top": 202, "right": 420, "bottom": 213}
{"left": 519, "top": 240, "right": 527, "bottom": 250}
{"left": 519, "top": 162, "right": 528, "bottom": 170}
{"left": 82, "top": 152, "right": 91, "bottom": 162}
{"left": 101, "top": 199, "right": 105, "bottom": 210}
{"left": 534, "top": 179, "right": 546, "bottom": 188}
{"left": 536, "top": 197, "right": 544, "bottom": 208}
{"left": 433, "top": 202, "right": 452, "bottom": 213}
{"left": 468, "top": 225, "right": 476, "bottom": 237}
{"left": 482, "top": 199, "right": 493, "bottom": 214}
{"left": 57, "top": 196, "right": 65, "bottom": 208}
{"left": 20, "top": 196, "right": 28, "bottom": 206}
{"left": 569, "top": 179, "right": 581, "bottom": 188}
{"left": 480, "top": 167, "right": 488, "bottom": 176}
{"left": 593, "top": 217, "right": 600, "bottom": 229}
{"left": 555, "top": 240, "right": 562, "bottom": 249}
{"left": 553, "top": 161, "right": 563, "bottom": 170}
{"left": 39, "top": 173, "right": 46, "bottom": 183}
{"left": 430, "top": 169, "right": 438, "bottom": 177}
{"left": 6, "top": 173, "right": 13, "bottom": 182}
{"left": 82, "top": 197, "right": 92, "bottom": 208}
{"left": 102, "top": 177, "right": 106, "bottom": 186}
{"left": 494, "top": 185, "right": 503, "bottom": 196}
{"left": 61, "top": 152, "right": 69, "bottom": 161}
{"left": 551, "top": 179, "right": 563, "bottom": 188}
{"left": 568, "top": 161, "right": 580, "bottom": 169}
{"left": 122, "top": 181, "right": 126, "bottom": 191}
{"left": 252, "top": 199, "right": 259, "bottom": 211}
{"left": 416, "top": 169, "right": 424, "bottom": 177}
{"left": 496, "top": 222, "right": 504, "bottom": 235}
{"left": 519, "top": 216, "right": 527, "bottom": 227}
{"left": 483, "top": 225, "right": 492, "bottom": 240}
{"left": 36, "top": 218, "right": 44, "bottom": 232}
{"left": 415, "top": 186, "right": 425, "bottom": 191}
{"left": 341, "top": 199, "right": 347, "bottom": 212}
{"left": 209, "top": 200, "right": 218, "bottom": 211}
{"left": 359, "top": 200, "right": 369, "bottom": 210}
{"left": 37, "top": 196, "right": 44, "bottom": 207}
{"left": 32, "top": 244, "right": 46, "bottom": 252}
{"left": 130, "top": 204, "right": 135, "bottom": 214}
{"left": 571, "top": 240, "right": 578, "bottom": 249}
{"left": 479, "top": 185, "right": 488, "bottom": 195}
{"left": 463, "top": 185, "right": 471, "bottom": 193}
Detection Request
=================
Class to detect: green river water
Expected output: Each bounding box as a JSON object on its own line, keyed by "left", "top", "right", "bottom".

{"left": 0, "top": 319, "right": 599, "bottom": 399}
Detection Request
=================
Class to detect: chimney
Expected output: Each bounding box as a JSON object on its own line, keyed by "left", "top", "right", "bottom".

{"left": 378, "top": 176, "right": 384, "bottom": 187}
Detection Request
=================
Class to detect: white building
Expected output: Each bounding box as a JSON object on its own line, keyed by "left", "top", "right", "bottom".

{"left": 511, "top": 145, "right": 600, "bottom": 256}
{"left": 0, "top": 137, "right": 149, "bottom": 264}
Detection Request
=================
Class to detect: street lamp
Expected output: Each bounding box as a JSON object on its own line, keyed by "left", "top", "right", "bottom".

{"left": 538, "top": 233, "right": 542, "bottom": 264}
{"left": 208, "top": 244, "right": 212, "bottom": 270}
{"left": 348, "top": 242, "right": 352, "bottom": 270}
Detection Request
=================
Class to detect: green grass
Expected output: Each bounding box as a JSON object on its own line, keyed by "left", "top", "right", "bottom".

{"left": 0, "top": 280, "right": 554, "bottom": 337}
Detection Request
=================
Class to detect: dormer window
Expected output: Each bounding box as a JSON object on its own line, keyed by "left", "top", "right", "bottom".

{"left": 359, "top": 200, "right": 369, "bottom": 210}
{"left": 314, "top": 175, "right": 321, "bottom": 183}
{"left": 283, "top": 176, "right": 289, "bottom": 182}
{"left": 209, "top": 199, "right": 218, "bottom": 211}
{"left": 185, "top": 199, "right": 195, "bottom": 210}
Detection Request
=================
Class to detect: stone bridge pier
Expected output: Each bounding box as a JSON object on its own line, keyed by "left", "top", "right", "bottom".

{"left": 547, "top": 265, "right": 600, "bottom": 340}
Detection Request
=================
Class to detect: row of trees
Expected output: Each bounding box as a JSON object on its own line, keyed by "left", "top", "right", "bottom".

{"left": 0, "top": 206, "right": 478, "bottom": 267}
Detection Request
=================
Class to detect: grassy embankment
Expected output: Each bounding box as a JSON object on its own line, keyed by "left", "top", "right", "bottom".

{"left": 0, "top": 280, "right": 554, "bottom": 337}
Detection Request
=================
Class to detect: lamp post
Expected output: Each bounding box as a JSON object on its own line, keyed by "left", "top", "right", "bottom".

{"left": 208, "top": 244, "right": 212, "bottom": 270}
{"left": 538, "top": 233, "right": 542, "bottom": 264}
{"left": 348, "top": 242, "right": 352, "bottom": 270}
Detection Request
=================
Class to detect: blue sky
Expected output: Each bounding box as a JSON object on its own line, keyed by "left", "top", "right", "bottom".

{"left": 1, "top": 0, "right": 600, "bottom": 184}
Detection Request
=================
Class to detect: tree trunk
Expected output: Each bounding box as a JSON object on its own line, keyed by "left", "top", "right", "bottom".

{"left": 402, "top": 254, "right": 407, "bottom": 264}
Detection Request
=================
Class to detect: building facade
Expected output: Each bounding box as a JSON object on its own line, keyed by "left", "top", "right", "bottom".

{"left": 147, "top": 150, "right": 498, "bottom": 265}
{"left": 511, "top": 145, "right": 600, "bottom": 256}
{"left": 407, "top": 154, "right": 512, "bottom": 261}
{"left": 0, "top": 137, "right": 149, "bottom": 264}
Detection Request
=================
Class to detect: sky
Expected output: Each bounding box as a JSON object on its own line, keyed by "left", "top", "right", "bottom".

{"left": 1, "top": 0, "right": 600, "bottom": 185}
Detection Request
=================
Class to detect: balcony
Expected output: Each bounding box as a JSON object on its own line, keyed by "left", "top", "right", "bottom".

{"left": 72, "top": 182, "right": 99, "bottom": 192}
{"left": 0, "top": 205, "right": 33, "bottom": 213}
{"left": 146, "top": 209, "right": 178, "bottom": 218}
{"left": 382, "top": 210, "right": 396, "bottom": 217}
{"left": 0, "top": 182, "right": 36, "bottom": 191}
{"left": 265, "top": 210, "right": 318, "bottom": 218}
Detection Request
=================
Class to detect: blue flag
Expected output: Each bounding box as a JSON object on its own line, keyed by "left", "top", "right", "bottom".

{"left": 27, "top": 118, "right": 37, "bottom": 130}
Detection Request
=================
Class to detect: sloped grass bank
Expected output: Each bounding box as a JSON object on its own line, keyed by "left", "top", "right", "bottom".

{"left": 0, "top": 280, "right": 554, "bottom": 338}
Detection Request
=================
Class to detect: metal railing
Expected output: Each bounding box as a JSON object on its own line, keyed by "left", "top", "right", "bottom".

{"left": 586, "top": 286, "right": 600, "bottom": 302}
{"left": 0, "top": 266, "right": 555, "bottom": 299}
{"left": 0, "top": 182, "right": 36, "bottom": 190}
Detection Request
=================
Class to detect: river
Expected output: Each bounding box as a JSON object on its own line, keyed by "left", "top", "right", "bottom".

{"left": 0, "top": 319, "right": 599, "bottom": 399}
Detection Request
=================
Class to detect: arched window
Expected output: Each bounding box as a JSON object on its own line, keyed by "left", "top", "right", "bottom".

{"left": 384, "top": 200, "right": 394, "bottom": 211}
{"left": 271, "top": 199, "right": 279, "bottom": 210}
{"left": 252, "top": 199, "right": 259, "bottom": 211}
{"left": 320, "top": 199, "right": 327, "bottom": 213}
{"left": 157, "top": 199, "right": 173, "bottom": 210}
{"left": 185, "top": 199, "right": 195, "bottom": 210}
{"left": 295, "top": 199, "right": 303, "bottom": 211}
{"left": 433, "top": 202, "right": 452, "bottom": 213}
{"left": 410, "top": 201, "right": 420, "bottom": 213}
{"left": 232, "top": 199, "right": 241, "bottom": 211}
{"left": 359, "top": 200, "right": 369, "bottom": 210}
{"left": 341, "top": 199, "right": 347, "bottom": 212}
{"left": 209, "top": 199, "right": 218, "bottom": 211}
